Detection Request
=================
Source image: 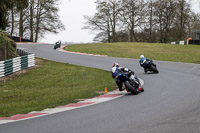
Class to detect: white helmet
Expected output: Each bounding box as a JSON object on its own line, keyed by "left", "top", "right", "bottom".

{"left": 140, "top": 55, "right": 144, "bottom": 58}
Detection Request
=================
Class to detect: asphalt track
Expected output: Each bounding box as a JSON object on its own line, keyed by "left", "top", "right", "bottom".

{"left": 0, "top": 44, "right": 200, "bottom": 133}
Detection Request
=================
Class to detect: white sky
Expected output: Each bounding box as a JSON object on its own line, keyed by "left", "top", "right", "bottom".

{"left": 40, "top": 0, "right": 97, "bottom": 44}
{"left": 40, "top": 0, "right": 199, "bottom": 44}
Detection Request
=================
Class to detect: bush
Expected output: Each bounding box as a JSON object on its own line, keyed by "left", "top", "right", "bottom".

{"left": 0, "top": 31, "right": 18, "bottom": 61}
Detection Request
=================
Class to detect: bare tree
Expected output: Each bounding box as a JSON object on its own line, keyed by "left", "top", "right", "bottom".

{"left": 144, "top": 0, "right": 158, "bottom": 42}
{"left": 33, "top": 0, "right": 65, "bottom": 42}
{"left": 83, "top": 13, "right": 111, "bottom": 42}
{"left": 29, "top": 0, "right": 34, "bottom": 41}
{"left": 4, "top": 0, "right": 64, "bottom": 42}
{"left": 154, "top": 0, "right": 177, "bottom": 43}
{"left": 173, "top": 0, "right": 191, "bottom": 40}
{"left": 83, "top": 0, "right": 121, "bottom": 42}
{"left": 83, "top": 0, "right": 197, "bottom": 43}
{"left": 119, "top": 0, "right": 146, "bottom": 42}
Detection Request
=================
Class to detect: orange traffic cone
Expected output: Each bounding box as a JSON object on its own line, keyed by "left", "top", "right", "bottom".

{"left": 104, "top": 87, "right": 108, "bottom": 93}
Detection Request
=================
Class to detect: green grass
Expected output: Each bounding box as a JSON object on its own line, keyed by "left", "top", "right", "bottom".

{"left": 0, "top": 59, "right": 116, "bottom": 117}
{"left": 65, "top": 42, "right": 200, "bottom": 63}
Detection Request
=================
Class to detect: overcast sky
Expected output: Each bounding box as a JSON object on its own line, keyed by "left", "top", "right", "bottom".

{"left": 41, "top": 0, "right": 97, "bottom": 44}
{"left": 40, "top": 0, "right": 199, "bottom": 44}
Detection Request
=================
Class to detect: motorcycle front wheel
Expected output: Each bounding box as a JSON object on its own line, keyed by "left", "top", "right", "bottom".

{"left": 151, "top": 65, "right": 159, "bottom": 73}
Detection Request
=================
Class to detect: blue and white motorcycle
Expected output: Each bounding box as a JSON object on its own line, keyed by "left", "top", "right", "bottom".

{"left": 116, "top": 71, "right": 144, "bottom": 95}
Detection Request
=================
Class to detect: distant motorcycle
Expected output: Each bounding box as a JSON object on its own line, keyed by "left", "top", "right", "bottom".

{"left": 54, "top": 40, "right": 61, "bottom": 50}
{"left": 116, "top": 71, "right": 144, "bottom": 95}
{"left": 142, "top": 60, "right": 159, "bottom": 73}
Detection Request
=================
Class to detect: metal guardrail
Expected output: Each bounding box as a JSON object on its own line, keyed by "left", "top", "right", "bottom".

{"left": 17, "top": 49, "right": 30, "bottom": 56}
{"left": 0, "top": 51, "right": 35, "bottom": 78}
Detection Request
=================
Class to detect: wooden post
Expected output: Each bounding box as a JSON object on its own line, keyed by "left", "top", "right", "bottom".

{"left": 6, "top": 41, "right": 8, "bottom": 59}
{"left": 4, "top": 41, "right": 7, "bottom": 60}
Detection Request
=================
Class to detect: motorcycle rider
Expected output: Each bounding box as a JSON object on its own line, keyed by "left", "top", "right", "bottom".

{"left": 139, "top": 55, "right": 154, "bottom": 73}
{"left": 54, "top": 40, "right": 61, "bottom": 49}
{"left": 112, "top": 62, "right": 137, "bottom": 91}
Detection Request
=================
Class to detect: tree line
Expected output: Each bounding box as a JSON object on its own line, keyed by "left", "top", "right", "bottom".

{"left": 83, "top": 0, "right": 200, "bottom": 43}
{"left": 0, "top": 0, "right": 64, "bottom": 42}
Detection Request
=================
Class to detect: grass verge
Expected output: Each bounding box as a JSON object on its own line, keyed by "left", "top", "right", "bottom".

{"left": 65, "top": 42, "right": 200, "bottom": 63}
{"left": 0, "top": 58, "right": 116, "bottom": 117}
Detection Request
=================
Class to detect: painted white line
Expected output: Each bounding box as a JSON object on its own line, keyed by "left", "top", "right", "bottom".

{"left": 0, "top": 91, "right": 124, "bottom": 125}
{"left": 0, "top": 79, "right": 144, "bottom": 125}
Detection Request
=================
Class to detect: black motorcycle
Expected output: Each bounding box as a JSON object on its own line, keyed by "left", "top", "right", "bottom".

{"left": 54, "top": 40, "right": 61, "bottom": 50}
{"left": 142, "top": 60, "right": 159, "bottom": 73}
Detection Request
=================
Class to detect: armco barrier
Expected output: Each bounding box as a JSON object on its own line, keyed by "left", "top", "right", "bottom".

{"left": 17, "top": 49, "right": 30, "bottom": 56}
{"left": 0, "top": 54, "right": 35, "bottom": 78}
{"left": 171, "top": 40, "right": 187, "bottom": 45}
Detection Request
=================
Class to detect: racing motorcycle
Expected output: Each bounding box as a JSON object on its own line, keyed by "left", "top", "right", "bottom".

{"left": 142, "top": 60, "right": 159, "bottom": 73}
{"left": 54, "top": 40, "right": 61, "bottom": 50}
{"left": 116, "top": 71, "right": 144, "bottom": 95}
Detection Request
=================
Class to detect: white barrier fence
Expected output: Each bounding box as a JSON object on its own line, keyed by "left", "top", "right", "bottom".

{"left": 0, "top": 54, "right": 35, "bottom": 78}
{"left": 171, "top": 40, "right": 187, "bottom": 45}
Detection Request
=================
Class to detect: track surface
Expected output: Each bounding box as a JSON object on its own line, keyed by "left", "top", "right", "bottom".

{"left": 0, "top": 44, "right": 200, "bottom": 133}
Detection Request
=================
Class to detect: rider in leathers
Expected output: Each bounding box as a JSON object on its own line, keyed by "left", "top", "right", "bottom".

{"left": 139, "top": 55, "right": 153, "bottom": 73}
{"left": 112, "top": 62, "right": 137, "bottom": 91}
